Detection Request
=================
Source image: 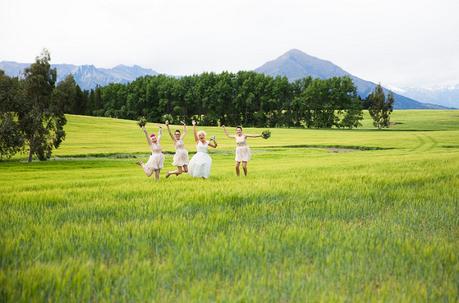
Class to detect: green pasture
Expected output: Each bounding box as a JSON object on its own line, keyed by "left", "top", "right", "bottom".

{"left": 0, "top": 110, "right": 458, "bottom": 302}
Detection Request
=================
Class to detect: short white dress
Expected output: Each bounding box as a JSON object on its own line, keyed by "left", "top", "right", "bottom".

{"left": 188, "top": 141, "right": 212, "bottom": 178}
{"left": 235, "top": 135, "right": 251, "bottom": 162}
{"left": 145, "top": 142, "right": 164, "bottom": 170}
{"left": 172, "top": 139, "right": 189, "bottom": 166}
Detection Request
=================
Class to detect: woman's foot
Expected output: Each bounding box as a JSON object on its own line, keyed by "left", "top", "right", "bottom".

{"left": 136, "top": 161, "right": 142, "bottom": 166}
{"left": 165, "top": 172, "right": 171, "bottom": 178}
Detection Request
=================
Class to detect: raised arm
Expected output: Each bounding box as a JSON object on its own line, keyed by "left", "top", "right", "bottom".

{"left": 222, "top": 125, "right": 235, "bottom": 138}
{"left": 208, "top": 137, "right": 218, "bottom": 148}
{"left": 157, "top": 126, "right": 163, "bottom": 142}
{"left": 192, "top": 120, "right": 198, "bottom": 143}
{"left": 165, "top": 120, "right": 175, "bottom": 141}
{"left": 180, "top": 121, "right": 187, "bottom": 140}
{"left": 142, "top": 126, "right": 152, "bottom": 146}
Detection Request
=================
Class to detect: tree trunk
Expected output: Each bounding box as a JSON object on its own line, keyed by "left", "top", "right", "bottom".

{"left": 28, "top": 137, "right": 33, "bottom": 162}
{"left": 28, "top": 147, "right": 33, "bottom": 163}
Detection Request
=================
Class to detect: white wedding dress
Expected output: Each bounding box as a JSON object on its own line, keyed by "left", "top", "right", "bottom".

{"left": 188, "top": 141, "right": 212, "bottom": 178}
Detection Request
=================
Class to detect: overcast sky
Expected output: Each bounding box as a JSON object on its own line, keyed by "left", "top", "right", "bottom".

{"left": 1, "top": 0, "right": 458, "bottom": 88}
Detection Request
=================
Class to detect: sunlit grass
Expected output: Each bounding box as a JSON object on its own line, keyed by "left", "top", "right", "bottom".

{"left": 1, "top": 111, "right": 458, "bottom": 301}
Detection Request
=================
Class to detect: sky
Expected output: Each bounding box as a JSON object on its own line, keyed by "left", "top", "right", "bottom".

{"left": 1, "top": 0, "right": 458, "bottom": 88}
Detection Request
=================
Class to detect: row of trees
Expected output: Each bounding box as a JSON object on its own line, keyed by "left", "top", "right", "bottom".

{"left": 1, "top": 50, "right": 395, "bottom": 161}
{"left": 61, "top": 72, "right": 366, "bottom": 129}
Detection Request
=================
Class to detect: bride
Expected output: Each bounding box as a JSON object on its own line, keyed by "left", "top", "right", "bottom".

{"left": 188, "top": 120, "right": 217, "bottom": 179}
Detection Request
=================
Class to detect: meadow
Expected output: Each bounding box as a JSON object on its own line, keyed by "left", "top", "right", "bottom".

{"left": 0, "top": 110, "right": 458, "bottom": 302}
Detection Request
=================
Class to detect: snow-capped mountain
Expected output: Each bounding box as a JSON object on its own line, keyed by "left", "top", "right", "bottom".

{"left": 0, "top": 61, "right": 158, "bottom": 90}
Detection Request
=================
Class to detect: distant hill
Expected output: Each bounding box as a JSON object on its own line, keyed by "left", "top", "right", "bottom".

{"left": 0, "top": 61, "right": 158, "bottom": 90}
{"left": 255, "top": 49, "right": 445, "bottom": 109}
{"left": 391, "top": 85, "right": 459, "bottom": 109}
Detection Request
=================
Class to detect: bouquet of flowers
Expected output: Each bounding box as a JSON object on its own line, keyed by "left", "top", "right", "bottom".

{"left": 137, "top": 117, "right": 147, "bottom": 128}
{"left": 261, "top": 130, "right": 271, "bottom": 139}
{"left": 210, "top": 135, "right": 216, "bottom": 142}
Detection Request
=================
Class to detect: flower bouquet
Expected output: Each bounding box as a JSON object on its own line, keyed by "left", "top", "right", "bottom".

{"left": 137, "top": 117, "right": 147, "bottom": 128}
{"left": 261, "top": 130, "right": 271, "bottom": 139}
{"left": 210, "top": 135, "right": 216, "bottom": 142}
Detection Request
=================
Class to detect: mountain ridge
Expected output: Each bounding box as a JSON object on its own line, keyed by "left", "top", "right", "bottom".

{"left": 0, "top": 61, "right": 158, "bottom": 89}
{"left": 391, "top": 85, "right": 458, "bottom": 109}
{"left": 255, "top": 49, "right": 445, "bottom": 109}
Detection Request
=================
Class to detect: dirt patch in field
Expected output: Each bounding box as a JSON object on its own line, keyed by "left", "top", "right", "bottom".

{"left": 265, "top": 144, "right": 389, "bottom": 151}
{"left": 327, "top": 147, "right": 357, "bottom": 153}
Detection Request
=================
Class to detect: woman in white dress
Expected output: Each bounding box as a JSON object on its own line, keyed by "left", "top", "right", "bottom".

{"left": 165, "top": 120, "right": 189, "bottom": 178}
{"left": 222, "top": 125, "right": 262, "bottom": 176}
{"left": 137, "top": 125, "right": 164, "bottom": 181}
{"left": 188, "top": 120, "right": 217, "bottom": 179}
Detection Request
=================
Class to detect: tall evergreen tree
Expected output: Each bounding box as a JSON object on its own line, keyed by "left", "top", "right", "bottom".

{"left": 368, "top": 84, "right": 394, "bottom": 129}
{"left": 54, "top": 74, "right": 77, "bottom": 113}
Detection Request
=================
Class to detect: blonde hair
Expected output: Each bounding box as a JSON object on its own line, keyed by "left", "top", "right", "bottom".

{"left": 197, "top": 130, "right": 206, "bottom": 138}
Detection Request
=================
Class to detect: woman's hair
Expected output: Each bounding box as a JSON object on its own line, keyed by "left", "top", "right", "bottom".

{"left": 175, "top": 129, "right": 181, "bottom": 134}
{"left": 197, "top": 130, "right": 206, "bottom": 137}
{"left": 236, "top": 126, "right": 243, "bottom": 131}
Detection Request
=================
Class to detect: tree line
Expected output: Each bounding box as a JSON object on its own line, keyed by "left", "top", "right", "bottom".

{"left": 0, "top": 50, "right": 394, "bottom": 161}
{"left": 58, "top": 72, "right": 368, "bottom": 129}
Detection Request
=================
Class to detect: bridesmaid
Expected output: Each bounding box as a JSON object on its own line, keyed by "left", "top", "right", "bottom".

{"left": 188, "top": 120, "right": 217, "bottom": 179}
{"left": 222, "top": 125, "right": 262, "bottom": 176}
{"left": 137, "top": 125, "right": 164, "bottom": 181}
{"left": 165, "top": 120, "right": 189, "bottom": 178}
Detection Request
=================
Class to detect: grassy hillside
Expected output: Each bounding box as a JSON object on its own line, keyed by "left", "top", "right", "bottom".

{"left": 1, "top": 111, "right": 458, "bottom": 301}
{"left": 45, "top": 110, "right": 459, "bottom": 157}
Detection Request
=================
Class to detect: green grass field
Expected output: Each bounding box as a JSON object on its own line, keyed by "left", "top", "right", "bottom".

{"left": 1, "top": 111, "right": 458, "bottom": 302}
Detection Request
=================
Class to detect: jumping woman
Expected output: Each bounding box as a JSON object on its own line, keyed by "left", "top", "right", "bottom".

{"left": 188, "top": 120, "right": 217, "bottom": 179}
{"left": 137, "top": 125, "right": 164, "bottom": 181}
{"left": 165, "top": 120, "right": 189, "bottom": 178}
{"left": 222, "top": 125, "right": 262, "bottom": 176}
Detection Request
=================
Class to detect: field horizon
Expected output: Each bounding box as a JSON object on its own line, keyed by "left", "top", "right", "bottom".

{"left": 1, "top": 110, "right": 458, "bottom": 301}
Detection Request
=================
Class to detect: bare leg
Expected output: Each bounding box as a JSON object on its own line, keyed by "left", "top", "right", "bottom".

{"left": 183, "top": 165, "right": 188, "bottom": 173}
{"left": 167, "top": 166, "right": 183, "bottom": 178}
{"left": 235, "top": 161, "right": 241, "bottom": 176}
{"left": 138, "top": 162, "right": 154, "bottom": 177}
{"left": 242, "top": 161, "right": 248, "bottom": 176}
{"left": 154, "top": 169, "right": 160, "bottom": 180}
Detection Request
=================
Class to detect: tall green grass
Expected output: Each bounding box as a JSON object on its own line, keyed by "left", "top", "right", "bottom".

{"left": 1, "top": 111, "right": 458, "bottom": 301}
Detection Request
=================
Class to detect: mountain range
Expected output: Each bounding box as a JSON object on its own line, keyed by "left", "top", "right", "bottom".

{"left": 390, "top": 85, "right": 459, "bottom": 109}
{"left": 0, "top": 49, "right": 452, "bottom": 109}
{"left": 0, "top": 61, "right": 158, "bottom": 89}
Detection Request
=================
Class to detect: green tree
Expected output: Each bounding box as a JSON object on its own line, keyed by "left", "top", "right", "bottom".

{"left": 18, "top": 49, "right": 67, "bottom": 162}
{"left": 72, "top": 85, "right": 87, "bottom": 114}
{"left": 368, "top": 84, "right": 394, "bottom": 129}
{"left": 54, "top": 74, "right": 77, "bottom": 113}
{"left": 0, "top": 70, "right": 24, "bottom": 159}
{"left": 331, "top": 77, "right": 363, "bottom": 129}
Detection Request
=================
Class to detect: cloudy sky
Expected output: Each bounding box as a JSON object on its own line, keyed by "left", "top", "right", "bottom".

{"left": 1, "top": 0, "right": 458, "bottom": 88}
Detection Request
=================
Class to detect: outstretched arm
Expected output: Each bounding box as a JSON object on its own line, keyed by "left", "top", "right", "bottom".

{"left": 180, "top": 121, "right": 187, "bottom": 140}
{"left": 165, "top": 120, "right": 175, "bottom": 141}
{"left": 222, "top": 125, "right": 235, "bottom": 138}
{"left": 192, "top": 120, "right": 198, "bottom": 143}
{"left": 142, "top": 126, "right": 152, "bottom": 146}
{"left": 245, "top": 134, "right": 263, "bottom": 138}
